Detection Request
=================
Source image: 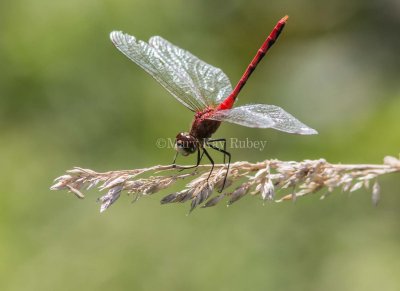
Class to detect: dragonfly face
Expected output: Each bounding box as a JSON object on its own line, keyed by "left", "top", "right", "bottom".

{"left": 175, "top": 132, "right": 197, "bottom": 156}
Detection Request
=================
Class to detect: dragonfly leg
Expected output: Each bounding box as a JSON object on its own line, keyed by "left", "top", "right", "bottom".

{"left": 172, "top": 152, "right": 179, "bottom": 166}
{"left": 207, "top": 138, "right": 227, "bottom": 163}
{"left": 202, "top": 148, "right": 215, "bottom": 183}
{"left": 206, "top": 142, "right": 231, "bottom": 193}
{"left": 173, "top": 149, "right": 204, "bottom": 171}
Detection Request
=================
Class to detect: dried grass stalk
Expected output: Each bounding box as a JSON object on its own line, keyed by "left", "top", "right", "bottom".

{"left": 50, "top": 156, "right": 400, "bottom": 212}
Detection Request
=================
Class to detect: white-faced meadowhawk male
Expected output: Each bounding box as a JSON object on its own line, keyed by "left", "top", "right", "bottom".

{"left": 110, "top": 15, "right": 317, "bottom": 191}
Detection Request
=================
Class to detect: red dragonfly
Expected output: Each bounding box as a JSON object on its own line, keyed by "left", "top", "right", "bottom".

{"left": 110, "top": 15, "right": 317, "bottom": 189}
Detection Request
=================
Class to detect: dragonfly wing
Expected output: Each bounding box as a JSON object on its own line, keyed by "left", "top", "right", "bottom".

{"left": 110, "top": 31, "right": 206, "bottom": 112}
{"left": 208, "top": 104, "right": 318, "bottom": 135}
{"left": 149, "top": 36, "right": 233, "bottom": 106}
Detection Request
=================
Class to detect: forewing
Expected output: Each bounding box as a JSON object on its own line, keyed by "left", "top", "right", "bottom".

{"left": 110, "top": 31, "right": 207, "bottom": 112}
{"left": 208, "top": 104, "right": 318, "bottom": 135}
{"left": 149, "top": 36, "right": 233, "bottom": 106}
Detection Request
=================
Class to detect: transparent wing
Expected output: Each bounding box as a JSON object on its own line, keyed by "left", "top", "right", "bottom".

{"left": 149, "top": 36, "right": 233, "bottom": 106}
{"left": 208, "top": 104, "right": 318, "bottom": 135}
{"left": 110, "top": 31, "right": 232, "bottom": 111}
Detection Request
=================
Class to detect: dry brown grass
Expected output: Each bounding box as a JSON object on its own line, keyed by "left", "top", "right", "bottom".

{"left": 50, "top": 156, "right": 400, "bottom": 213}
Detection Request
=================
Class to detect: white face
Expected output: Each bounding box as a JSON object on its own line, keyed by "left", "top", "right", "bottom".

{"left": 175, "top": 132, "right": 197, "bottom": 156}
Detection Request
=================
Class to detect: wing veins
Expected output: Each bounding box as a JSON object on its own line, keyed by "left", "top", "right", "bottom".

{"left": 208, "top": 104, "right": 318, "bottom": 135}
{"left": 111, "top": 32, "right": 204, "bottom": 112}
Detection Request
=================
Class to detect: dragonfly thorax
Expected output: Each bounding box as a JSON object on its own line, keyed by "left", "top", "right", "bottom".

{"left": 189, "top": 108, "right": 221, "bottom": 140}
{"left": 175, "top": 132, "right": 197, "bottom": 156}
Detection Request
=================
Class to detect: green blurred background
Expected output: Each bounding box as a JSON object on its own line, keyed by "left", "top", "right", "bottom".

{"left": 1, "top": 0, "right": 399, "bottom": 290}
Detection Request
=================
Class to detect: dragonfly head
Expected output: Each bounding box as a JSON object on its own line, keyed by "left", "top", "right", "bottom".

{"left": 175, "top": 132, "right": 197, "bottom": 156}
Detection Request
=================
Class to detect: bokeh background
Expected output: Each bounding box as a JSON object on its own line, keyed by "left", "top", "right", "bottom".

{"left": 1, "top": 0, "right": 399, "bottom": 290}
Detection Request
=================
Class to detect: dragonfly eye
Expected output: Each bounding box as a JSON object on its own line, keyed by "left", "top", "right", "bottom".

{"left": 175, "top": 132, "right": 197, "bottom": 156}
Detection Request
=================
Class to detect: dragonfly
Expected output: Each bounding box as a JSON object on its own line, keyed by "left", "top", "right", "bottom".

{"left": 110, "top": 15, "right": 317, "bottom": 190}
